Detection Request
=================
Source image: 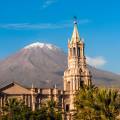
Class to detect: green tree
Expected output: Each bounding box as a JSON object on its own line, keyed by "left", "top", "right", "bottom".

{"left": 29, "top": 105, "right": 48, "bottom": 120}
{"left": 2, "top": 98, "right": 32, "bottom": 120}
{"left": 46, "top": 99, "right": 62, "bottom": 120}
{"left": 1, "top": 98, "right": 62, "bottom": 120}
{"left": 74, "top": 85, "right": 120, "bottom": 120}
{"left": 2, "top": 98, "right": 48, "bottom": 120}
{"left": 95, "top": 89, "right": 120, "bottom": 120}
{"left": 74, "top": 85, "right": 99, "bottom": 120}
{"left": 29, "top": 99, "right": 62, "bottom": 120}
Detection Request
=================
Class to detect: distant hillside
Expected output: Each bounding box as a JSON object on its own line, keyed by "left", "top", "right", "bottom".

{"left": 0, "top": 42, "right": 120, "bottom": 89}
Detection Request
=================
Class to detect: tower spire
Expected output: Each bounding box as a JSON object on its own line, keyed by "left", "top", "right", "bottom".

{"left": 71, "top": 17, "right": 80, "bottom": 44}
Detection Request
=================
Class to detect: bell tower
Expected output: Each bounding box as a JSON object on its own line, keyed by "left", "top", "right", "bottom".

{"left": 63, "top": 19, "right": 92, "bottom": 118}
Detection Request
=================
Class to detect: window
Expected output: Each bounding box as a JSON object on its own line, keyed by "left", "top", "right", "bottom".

{"left": 80, "top": 80, "right": 84, "bottom": 87}
{"left": 66, "top": 104, "right": 70, "bottom": 112}
{"left": 78, "top": 47, "right": 80, "bottom": 57}
{"left": 66, "top": 81, "right": 70, "bottom": 91}
{"left": 73, "top": 47, "right": 76, "bottom": 56}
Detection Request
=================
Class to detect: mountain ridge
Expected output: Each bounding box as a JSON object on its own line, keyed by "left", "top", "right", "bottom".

{"left": 0, "top": 42, "right": 120, "bottom": 89}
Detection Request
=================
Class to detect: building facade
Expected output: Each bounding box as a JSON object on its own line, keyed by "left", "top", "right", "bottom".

{"left": 0, "top": 21, "right": 92, "bottom": 120}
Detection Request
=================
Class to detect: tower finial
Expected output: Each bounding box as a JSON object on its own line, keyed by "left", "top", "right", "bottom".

{"left": 70, "top": 16, "right": 80, "bottom": 43}
{"left": 73, "top": 16, "right": 77, "bottom": 24}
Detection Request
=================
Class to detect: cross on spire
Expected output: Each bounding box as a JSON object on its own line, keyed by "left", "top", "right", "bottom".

{"left": 73, "top": 16, "right": 77, "bottom": 24}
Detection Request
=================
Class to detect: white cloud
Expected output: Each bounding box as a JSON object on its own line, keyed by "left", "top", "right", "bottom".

{"left": 0, "top": 23, "right": 58, "bottom": 30}
{"left": 0, "top": 19, "right": 91, "bottom": 30}
{"left": 117, "top": 73, "right": 120, "bottom": 75}
{"left": 86, "top": 56, "right": 107, "bottom": 68}
{"left": 0, "top": 23, "right": 68, "bottom": 30}
{"left": 42, "top": 0, "right": 57, "bottom": 8}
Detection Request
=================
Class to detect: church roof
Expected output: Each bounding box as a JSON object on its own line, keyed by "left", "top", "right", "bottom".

{"left": 0, "top": 81, "right": 30, "bottom": 91}
{"left": 0, "top": 80, "right": 62, "bottom": 92}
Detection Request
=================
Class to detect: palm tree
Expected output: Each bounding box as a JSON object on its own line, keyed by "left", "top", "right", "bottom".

{"left": 74, "top": 85, "right": 97, "bottom": 120}
{"left": 29, "top": 99, "right": 62, "bottom": 120}
{"left": 2, "top": 98, "right": 21, "bottom": 119}
{"left": 2, "top": 98, "right": 31, "bottom": 120}
{"left": 74, "top": 85, "right": 120, "bottom": 120}
{"left": 95, "top": 89, "right": 120, "bottom": 120}
{"left": 47, "top": 99, "right": 62, "bottom": 120}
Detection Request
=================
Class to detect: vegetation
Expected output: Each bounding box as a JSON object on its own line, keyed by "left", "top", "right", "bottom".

{"left": 0, "top": 98, "right": 62, "bottom": 120}
{"left": 1, "top": 85, "right": 120, "bottom": 120}
{"left": 74, "top": 85, "right": 120, "bottom": 120}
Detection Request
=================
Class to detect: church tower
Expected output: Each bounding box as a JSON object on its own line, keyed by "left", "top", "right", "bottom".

{"left": 63, "top": 20, "right": 92, "bottom": 118}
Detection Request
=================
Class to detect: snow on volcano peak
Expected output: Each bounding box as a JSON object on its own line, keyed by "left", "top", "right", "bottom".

{"left": 24, "top": 42, "right": 59, "bottom": 50}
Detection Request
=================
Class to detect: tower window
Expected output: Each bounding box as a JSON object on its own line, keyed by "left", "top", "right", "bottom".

{"left": 66, "top": 104, "right": 70, "bottom": 112}
{"left": 70, "top": 48, "right": 72, "bottom": 56}
{"left": 66, "top": 81, "right": 70, "bottom": 91}
{"left": 73, "top": 47, "right": 76, "bottom": 56}
{"left": 78, "top": 47, "right": 80, "bottom": 57}
{"left": 80, "top": 80, "right": 84, "bottom": 88}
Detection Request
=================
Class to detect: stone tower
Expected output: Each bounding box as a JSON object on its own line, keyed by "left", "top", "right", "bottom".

{"left": 63, "top": 20, "right": 92, "bottom": 118}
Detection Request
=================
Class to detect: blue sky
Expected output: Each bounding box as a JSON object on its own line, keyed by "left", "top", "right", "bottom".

{"left": 0, "top": 0, "right": 120, "bottom": 73}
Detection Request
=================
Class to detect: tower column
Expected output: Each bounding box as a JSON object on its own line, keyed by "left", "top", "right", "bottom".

{"left": 31, "top": 84, "right": 35, "bottom": 111}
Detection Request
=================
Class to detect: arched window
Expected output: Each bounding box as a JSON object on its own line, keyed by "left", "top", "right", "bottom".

{"left": 66, "top": 81, "right": 70, "bottom": 91}
{"left": 73, "top": 47, "right": 76, "bottom": 56}
{"left": 66, "top": 104, "right": 70, "bottom": 112}
{"left": 80, "top": 80, "right": 84, "bottom": 87}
